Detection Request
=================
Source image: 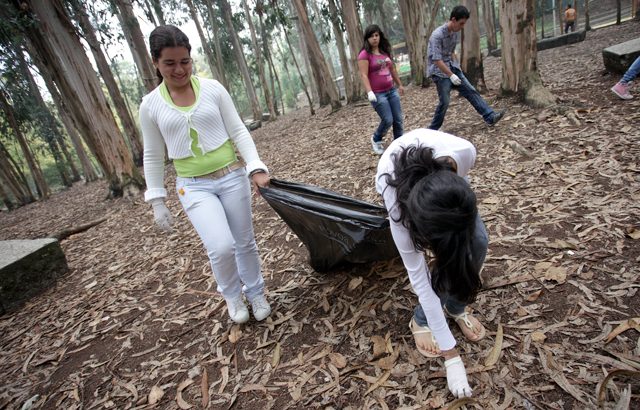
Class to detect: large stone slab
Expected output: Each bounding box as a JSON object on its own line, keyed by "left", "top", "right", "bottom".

{"left": 0, "top": 239, "right": 68, "bottom": 314}
{"left": 603, "top": 38, "right": 640, "bottom": 74}
{"left": 488, "top": 30, "right": 587, "bottom": 57}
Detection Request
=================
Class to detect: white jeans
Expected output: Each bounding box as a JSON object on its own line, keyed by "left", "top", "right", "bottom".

{"left": 176, "top": 168, "right": 264, "bottom": 301}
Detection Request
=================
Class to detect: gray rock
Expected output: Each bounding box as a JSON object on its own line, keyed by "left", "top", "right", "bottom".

{"left": 0, "top": 239, "right": 68, "bottom": 314}
{"left": 603, "top": 37, "right": 640, "bottom": 74}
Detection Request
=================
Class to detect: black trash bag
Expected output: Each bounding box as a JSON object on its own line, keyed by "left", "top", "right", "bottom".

{"left": 259, "top": 178, "right": 399, "bottom": 272}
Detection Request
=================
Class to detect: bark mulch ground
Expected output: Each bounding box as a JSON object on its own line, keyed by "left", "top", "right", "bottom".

{"left": 1, "top": 21, "right": 639, "bottom": 410}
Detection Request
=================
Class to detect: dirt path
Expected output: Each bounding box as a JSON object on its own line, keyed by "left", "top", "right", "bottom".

{"left": 1, "top": 21, "right": 639, "bottom": 409}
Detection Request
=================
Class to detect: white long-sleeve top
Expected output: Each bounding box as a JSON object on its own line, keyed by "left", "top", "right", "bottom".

{"left": 375, "top": 128, "right": 477, "bottom": 350}
{"left": 140, "top": 77, "right": 268, "bottom": 202}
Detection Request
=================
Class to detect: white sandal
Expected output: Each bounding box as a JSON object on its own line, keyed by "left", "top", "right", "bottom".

{"left": 409, "top": 317, "right": 441, "bottom": 358}
{"left": 444, "top": 307, "right": 486, "bottom": 341}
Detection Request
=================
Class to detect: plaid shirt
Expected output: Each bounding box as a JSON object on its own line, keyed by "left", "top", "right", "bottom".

{"left": 427, "top": 23, "right": 461, "bottom": 78}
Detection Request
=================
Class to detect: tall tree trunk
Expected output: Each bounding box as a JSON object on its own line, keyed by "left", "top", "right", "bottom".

{"left": 461, "top": 0, "right": 486, "bottom": 91}
{"left": 616, "top": 0, "right": 621, "bottom": 24}
{"left": 635, "top": 0, "right": 640, "bottom": 21}
{"left": 257, "top": 0, "right": 284, "bottom": 115}
{"left": 584, "top": 0, "right": 591, "bottom": 30}
{"left": 73, "top": 0, "right": 144, "bottom": 166}
{"left": 292, "top": 0, "right": 341, "bottom": 111}
{"left": 376, "top": 0, "right": 391, "bottom": 36}
{"left": 245, "top": 0, "right": 277, "bottom": 120}
{"left": 340, "top": 0, "right": 364, "bottom": 100}
{"left": 20, "top": 0, "right": 142, "bottom": 196}
{"left": 16, "top": 49, "right": 73, "bottom": 187}
{"left": 281, "top": 25, "right": 315, "bottom": 115}
{"left": 203, "top": 0, "right": 229, "bottom": 89}
{"left": 481, "top": 0, "right": 497, "bottom": 50}
{"left": 55, "top": 132, "right": 81, "bottom": 183}
{"left": 218, "top": 0, "right": 263, "bottom": 122}
{"left": 286, "top": 0, "right": 319, "bottom": 105}
{"left": 0, "top": 179, "right": 16, "bottom": 210}
{"left": 185, "top": 0, "right": 222, "bottom": 81}
{"left": 112, "top": 0, "right": 157, "bottom": 92}
{"left": 398, "top": 0, "right": 440, "bottom": 87}
{"left": 327, "top": 0, "right": 354, "bottom": 102}
{"left": 0, "top": 140, "right": 35, "bottom": 205}
{"left": 29, "top": 46, "right": 99, "bottom": 182}
{"left": 500, "top": 0, "right": 555, "bottom": 107}
{"left": 308, "top": 0, "right": 337, "bottom": 80}
{"left": 150, "top": 0, "right": 166, "bottom": 25}
{"left": 141, "top": 0, "right": 158, "bottom": 26}
{"left": 0, "top": 88, "right": 50, "bottom": 199}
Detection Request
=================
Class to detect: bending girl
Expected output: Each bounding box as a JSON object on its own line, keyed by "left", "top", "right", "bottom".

{"left": 376, "top": 128, "right": 488, "bottom": 398}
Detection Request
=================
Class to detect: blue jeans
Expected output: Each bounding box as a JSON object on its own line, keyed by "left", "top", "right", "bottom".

{"left": 622, "top": 56, "right": 640, "bottom": 84}
{"left": 371, "top": 87, "right": 403, "bottom": 142}
{"left": 414, "top": 213, "right": 488, "bottom": 325}
{"left": 428, "top": 68, "right": 495, "bottom": 130}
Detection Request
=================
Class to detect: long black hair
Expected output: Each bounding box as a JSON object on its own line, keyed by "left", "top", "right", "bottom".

{"left": 384, "top": 145, "right": 482, "bottom": 303}
{"left": 361, "top": 24, "right": 393, "bottom": 58}
{"left": 148, "top": 25, "right": 192, "bottom": 84}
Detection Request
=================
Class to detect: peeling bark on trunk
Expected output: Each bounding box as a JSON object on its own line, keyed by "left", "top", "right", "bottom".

{"left": 112, "top": 0, "right": 157, "bottom": 93}
{"left": 219, "top": 0, "right": 263, "bottom": 122}
{"left": 340, "top": 0, "right": 364, "bottom": 100}
{"left": 245, "top": 0, "right": 277, "bottom": 120}
{"left": 185, "top": 0, "right": 222, "bottom": 82}
{"left": 0, "top": 88, "right": 50, "bottom": 199}
{"left": 203, "top": 0, "right": 229, "bottom": 89}
{"left": 481, "top": 0, "right": 497, "bottom": 51}
{"left": 327, "top": 0, "right": 353, "bottom": 102}
{"left": 461, "top": 0, "right": 486, "bottom": 91}
{"left": 0, "top": 140, "right": 34, "bottom": 205}
{"left": 398, "top": 0, "right": 440, "bottom": 87}
{"left": 20, "top": 0, "right": 142, "bottom": 196}
{"left": 292, "top": 0, "right": 341, "bottom": 111}
{"left": 500, "top": 0, "right": 555, "bottom": 108}
{"left": 73, "top": 0, "right": 144, "bottom": 166}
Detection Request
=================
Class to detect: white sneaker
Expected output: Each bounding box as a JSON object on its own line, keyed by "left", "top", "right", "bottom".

{"left": 226, "top": 296, "right": 249, "bottom": 324}
{"left": 371, "top": 137, "right": 384, "bottom": 155}
{"left": 250, "top": 294, "right": 271, "bottom": 321}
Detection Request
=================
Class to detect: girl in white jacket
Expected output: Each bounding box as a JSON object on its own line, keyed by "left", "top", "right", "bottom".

{"left": 140, "top": 25, "right": 270, "bottom": 324}
{"left": 376, "top": 128, "right": 488, "bottom": 398}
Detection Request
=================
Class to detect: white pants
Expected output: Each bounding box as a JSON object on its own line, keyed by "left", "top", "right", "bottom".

{"left": 176, "top": 168, "right": 264, "bottom": 301}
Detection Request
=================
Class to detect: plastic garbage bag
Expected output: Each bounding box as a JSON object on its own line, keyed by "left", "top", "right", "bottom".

{"left": 259, "top": 179, "right": 399, "bottom": 272}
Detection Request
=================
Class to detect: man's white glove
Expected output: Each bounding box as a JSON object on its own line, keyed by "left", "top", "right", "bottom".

{"left": 150, "top": 198, "right": 173, "bottom": 231}
{"left": 444, "top": 356, "right": 472, "bottom": 398}
{"left": 449, "top": 74, "right": 462, "bottom": 86}
{"left": 367, "top": 91, "right": 377, "bottom": 103}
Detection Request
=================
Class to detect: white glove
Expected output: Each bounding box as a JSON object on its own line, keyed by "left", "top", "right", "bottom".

{"left": 150, "top": 198, "right": 173, "bottom": 231}
{"left": 367, "top": 91, "right": 377, "bottom": 103}
{"left": 444, "top": 356, "right": 472, "bottom": 398}
{"left": 449, "top": 74, "right": 462, "bottom": 86}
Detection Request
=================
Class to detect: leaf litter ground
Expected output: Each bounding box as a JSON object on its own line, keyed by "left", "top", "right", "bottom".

{"left": 1, "top": 21, "right": 639, "bottom": 410}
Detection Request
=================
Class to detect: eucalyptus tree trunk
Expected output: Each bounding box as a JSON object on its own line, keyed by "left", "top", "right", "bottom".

{"left": 257, "top": 0, "right": 284, "bottom": 114}
{"left": 0, "top": 141, "right": 34, "bottom": 206}
{"left": 327, "top": 0, "right": 354, "bottom": 102}
{"left": 584, "top": 0, "right": 591, "bottom": 30}
{"left": 244, "top": 0, "right": 277, "bottom": 120}
{"left": 500, "top": 0, "right": 555, "bottom": 107}
{"left": 376, "top": 0, "right": 390, "bottom": 35}
{"left": 616, "top": 0, "right": 621, "bottom": 24}
{"left": 307, "top": 0, "right": 337, "bottom": 79}
{"left": 218, "top": 0, "right": 263, "bottom": 122}
{"left": 141, "top": 0, "right": 158, "bottom": 25}
{"left": 0, "top": 88, "right": 50, "bottom": 199}
{"left": 16, "top": 49, "right": 73, "bottom": 187}
{"left": 30, "top": 47, "right": 99, "bottom": 182}
{"left": 112, "top": 0, "right": 157, "bottom": 92}
{"left": 0, "top": 180, "right": 15, "bottom": 210}
{"left": 461, "top": 0, "right": 486, "bottom": 91}
{"left": 292, "top": 0, "right": 341, "bottom": 111}
{"left": 398, "top": 0, "right": 440, "bottom": 86}
{"left": 186, "top": 0, "right": 222, "bottom": 81}
{"left": 203, "top": 0, "right": 229, "bottom": 89}
{"left": 150, "top": 0, "right": 166, "bottom": 25}
{"left": 481, "top": 0, "right": 497, "bottom": 50}
{"left": 73, "top": 0, "right": 144, "bottom": 166}
{"left": 20, "top": 0, "right": 142, "bottom": 196}
{"left": 340, "top": 0, "right": 364, "bottom": 100}
{"left": 281, "top": 25, "right": 315, "bottom": 115}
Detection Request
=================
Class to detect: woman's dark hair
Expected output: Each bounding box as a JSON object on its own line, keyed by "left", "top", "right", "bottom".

{"left": 149, "top": 25, "right": 192, "bottom": 83}
{"left": 361, "top": 24, "right": 393, "bottom": 58}
{"left": 450, "top": 5, "right": 470, "bottom": 20}
{"left": 384, "top": 145, "right": 482, "bottom": 303}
